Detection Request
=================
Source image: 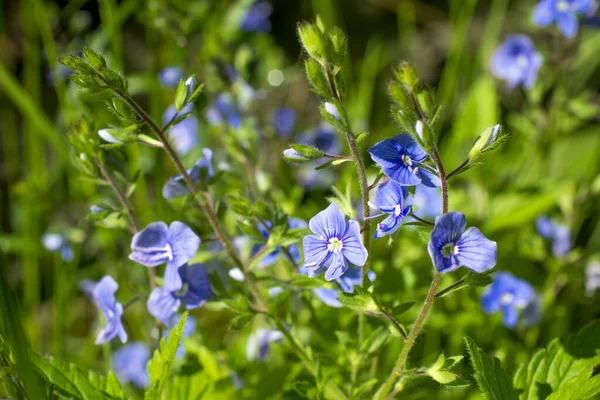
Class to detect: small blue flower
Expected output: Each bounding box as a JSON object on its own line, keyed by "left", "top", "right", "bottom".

{"left": 162, "top": 148, "right": 214, "bottom": 200}
{"left": 413, "top": 185, "right": 441, "bottom": 219}
{"left": 129, "top": 221, "right": 201, "bottom": 292}
{"left": 370, "top": 181, "right": 412, "bottom": 238}
{"left": 90, "top": 276, "right": 128, "bottom": 345}
{"left": 303, "top": 203, "right": 368, "bottom": 281}
{"left": 163, "top": 314, "right": 196, "bottom": 358}
{"left": 159, "top": 66, "right": 183, "bottom": 88}
{"left": 481, "top": 272, "right": 537, "bottom": 328}
{"left": 112, "top": 342, "right": 150, "bottom": 388}
{"left": 428, "top": 212, "right": 497, "bottom": 273}
{"left": 246, "top": 328, "right": 283, "bottom": 361}
{"left": 251, "top": 218, "right": 306, "bottom": 268}
{"left": 206, "top": 94, "right": 242, "bottom": 129}
{"left": 536, "top": 216, "right": 572, "bottom": 257}
{"left": 271, "top": 107, "right": 297, "bottom": 138}
{"left": 533, "top": 0, "right": 594, "bottom": 38}
{"left": 240, "top": 1, "right": 272, "bottom": 32}
{"left": 147, "top": 263, "right": 212, "bottom": 326}
{"left": 491, "top": 35, "right": 543, "bottom": 90}
{"left": 41, "top": 233, "right": 74, "bottom": 262}
{"left": 311, "top": 268, "right": 376, "bottom": 308}
{"left": 162, "top": 104, "right": 199, "bottom": 155}
{"left": 368, "top": 134, "right": 441, "bottom": 188}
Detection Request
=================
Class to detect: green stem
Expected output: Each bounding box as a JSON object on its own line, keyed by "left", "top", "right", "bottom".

{"left": 376, "top": 149, "right": 448, "bottom": 400}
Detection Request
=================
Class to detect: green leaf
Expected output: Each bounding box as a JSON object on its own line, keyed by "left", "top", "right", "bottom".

{"left": 429, "top": 370, "right": 458, "bottom": 384}
{"left": 145, "top": 312, "right": 188, "bottom": 400}
{"left": 337, "top": 287, "right": 380, "bottom": 314}
{"left": 229, "top": 313, "right": 255, "bottom": 330}
{"left": 174, "top": 79, "right": 188, "bottom": 112}
{"left": 391, "top": 302, "right": 415, "bottom": 317}
{"left": 82, "top": 47, "right": 107, "bottom": 70}
{"left": 513, "top": 321, "right": 600, "bottom": 400}
{"left": 290, "top": 143, "right": 324, "bottom": 159}
{"left": 289, "top": 275, "right": 329, "bottom": 289}
{"left": 464, "top": 336, "right": 518, "bottom": 400}
{"left": 464, "top": 271, "right": 494, "bottom": 287}
{"left": 361, "top": 326, "right": 390, "bottom": 354}
{"left": 305, "top": 59, "right": 331, "bottom": 98}
{"left": 545, "top": 375, "right": 600, "bottom": 400}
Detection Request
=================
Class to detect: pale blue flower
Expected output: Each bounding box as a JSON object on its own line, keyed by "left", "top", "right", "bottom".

{"left": 481, "top": 272, "right": 538, "bottom": 328}
{"left": 159, "top": 66, "right": 183, "bottom": 88}
{"left": 163, "top": 104, "right": 199, "bottom": 155}
{"left": 491, "top": 35, "right": 543, "bottom": 90}
{"left": 42, "top": 233, "right": 74, "bottom": 262}
{"left": 370, "top": 181, "right": 412, "bottom": 238}
{"left": 112, "top": 342, "right": 150, "bottom": 388}
{"left": 162, "top": 148, "right": 214, "bottom": 200}
{"left": 240, "top": 1, "right": 272, "bottom": 32}
{"left": 533, "top": 0, "right": 594, "bottom": 38}
{"left": 246, "top": 328, "right": 283, "bottom": 361}
{"left": 90, "top": 276, "right": 127, "bottom": 345}
{"left": 536, "top": 216, "right": 572, "bottom": 257}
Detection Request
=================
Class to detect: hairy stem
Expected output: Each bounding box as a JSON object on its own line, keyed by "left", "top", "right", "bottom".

{"left": 376, "top": 148, "right": 448, "bottom": 399}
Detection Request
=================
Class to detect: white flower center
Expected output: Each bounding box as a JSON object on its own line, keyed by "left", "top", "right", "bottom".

{"left": 501, "top": 293, "right": 515, "bottom": 305}
{"left": 402, "top": 154, "right": 413, "bottom": 166}
{"left": 327, "top": 237, "right": 344, "bottom": 253}
{"left": 394, "top": 204, "right": 402, "bottom": 217}
{"left": 557, "top": 1, "right": 570, "bottom": 11}
{"left": 516, "top": 55, "right": 529, "bottom": 69}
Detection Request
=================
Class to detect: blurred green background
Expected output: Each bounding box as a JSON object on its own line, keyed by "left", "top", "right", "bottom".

{"left": 1, "top": 0, "right": 600, "bottom": 398}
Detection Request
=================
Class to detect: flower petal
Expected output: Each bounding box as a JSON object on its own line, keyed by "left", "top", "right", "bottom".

{"left": 368, "top": 138, "right": 403, "bottom": 168}
{"left": 147, "top": 287, "right": 180, "bottom": 326}
{"left": 374, "top": 180, "right": 406, "bottom": 211}
{"left": 557, "top": 12, "right": 579, "bottom": 38}
{"left": 342, "top": 220, "right": 368, "bottom": 266}
{"left": 325, "top": 252, "right": 348, "bottom": 281}
{"left": 393, "top": 134, "right": 428, "bottom": 161}
{"left": 168, "top": 221, "right": 201, "bottom": 268}
{"left": 456, "top": 227, "right": 497, "bottom": 273}
{"left": 374, "top": 214, "right": 402, "bottom": 238}
{"left": 416, "top": 168, "right": 441, "bottom": 188}
{"left": 430, "top": 212, "right": 467, "bottom": 247}
{"left": 312, "top": 288, "right": 343, "bottom": 307}
{"left": 302, "top": 235, "right": 330, "bottom": 267}
{"left": 532, "top": 0, "right": 556, "bottom": 26}
{"left": 181, "top": 264, "right": 213, "bottom": 309}
{"left": 129, "top": 222, "right": 171, "bottom": 267}
{"left": 502, "top": 306, "right": 519, "bottom": 328}
{"left": 308, "top": 203, "right": 346, "bottom": 239}
{"left": 164, "top": 262, "right": 183, "bottom": 292}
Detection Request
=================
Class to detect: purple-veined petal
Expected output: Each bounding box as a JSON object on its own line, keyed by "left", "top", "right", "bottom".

{"left": 162, "top": 177, "right": 190, "bottom": 200}
{"left": 393, "top": 134, "right": 428, "bottom": 161}
{"left": 164, "top": 262, "right": 183, "bottom": 292}
{"left": 342, "top": 220, "right": 368, "bottom": 266}
{"left": 181, "top": 263, "right": 213, "bottom": 309}
{"left": 313, "top": 288, "right": 343, "bottom": 307}
{"left": 456, "top": 227, "right": 497, "bottom": 273}
{"left": 308, "top": 203, "right": 347, "bottom": 239}
{"left": 374, "top": 214, "right": 403, "bottom": 238}
{"left": 373, "top": 180, "right": 406, "bottom": 212}
{"left": 147, "top": 287, "right": 180, "bottom": 326}
{"left": 129, "top": 222, "right": 171, "bottom": 267}
{"left": 325, "top": 252, "right": 348, "bottom": 281}
{"left": 168, "top": 221, "right": 201, "bottom": 268}
{"left": 430, "top": 212, "right": 467, "bottom": 247}
{"left": 368, "top": 139, "right": 403, "bottom": 168}
{"left": 416, "top": 168, "right": 441, "bottom": 188}
{"left": 302, "top": 235, "right": 330, "bottom": 267}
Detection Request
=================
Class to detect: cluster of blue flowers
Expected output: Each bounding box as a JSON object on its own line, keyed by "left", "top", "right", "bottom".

{"left": 491, "top": 0, "right": 597, "bottom": 89}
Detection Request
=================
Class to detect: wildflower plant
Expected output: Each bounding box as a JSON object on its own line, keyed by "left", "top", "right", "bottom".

{"left": 4, "top": 3, "right": 600, "bottom": 400}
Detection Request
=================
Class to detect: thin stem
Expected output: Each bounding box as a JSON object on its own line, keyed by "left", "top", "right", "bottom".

{"left": 376, "top": 146, "right": 448, "bottom": 400}
{"left": 379, "top": 310, "right": 407, "bottom": 339}
{"left": 408, "top": 214, "right": 434, "bottom": 227}
{"left": 446, "top": 158, "right": 469, "bottom": 180}
{"left": 368, "top": 176, "right": 390, "bottom": 191}
{"left": 323, "top": 153, "right": 353, "bottom": 160}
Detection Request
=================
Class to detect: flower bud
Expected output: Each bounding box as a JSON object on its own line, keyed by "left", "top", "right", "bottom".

{"left": 469, "top": 124, "right": 502, "bottom": 159}
{"left": 298, "top": 23, "right": 327, "bottom": 62}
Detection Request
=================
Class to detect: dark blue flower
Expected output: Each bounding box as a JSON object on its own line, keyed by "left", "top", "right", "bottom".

{"left": 413, "top": 185, "right": 441, "bottom": 219}
{"left": 240, "top": 1, "right": 272, "bottom": 32}
{"left": 129, "top": 221, "right": 200, "bottom": 292}
{"left": 162, "top": 148, "right": 214, "bottom": 200}
{"left": 481, "top": 272, "right": 537, "bottom": 328}
{"left": 163, "top": 314, "right": 196, "bottom": 358}
{"left": 311, "top": 268, "right": 376, "bottom": 308}
{"left": 162, "top": 104, "right": 199, "bottom": 155}
{"left": 303, "top": 203, "right": 368, "bottom": 281}
{"left": 246, "top": 328, "right": 283, "bottom": 361}
{"left": 251, "top": 218, "right": 306, "bottom": 268}
{"left": 370, "top": 181, "right": 412, "bottom": 238}
{"left": 536, "top": 216, "right": 572, "bottom": 257}
{"left": 89, "top": 276, "right": 127, "bottom": 345}
{"left": 533, "top": 0, "right": 595, "bottom": 38}
{"left": 428, "top": 212, "right": 497, "bottom": 273}
{"left": 42, "top": 233, "right": 74, "bottom": 262}
{"left": 368, "top": 134, "right": 440, "bottom": 188}
{"left": 271, "top": 107, "right": 297, "bottom": 138}
{"left": 491, "top": 35, "right": 543, "bottom": 90}
{"left": 147, "top": 263, "right": 212, "bottom": 326}
{"left": 206, "top": 94, "right": 242, "bottom": 129}
{"left": 159, "top": 66, "right": 183, "bottom": 88}
{"left": 112, "top": 342, "right": 150, "bottom": 388}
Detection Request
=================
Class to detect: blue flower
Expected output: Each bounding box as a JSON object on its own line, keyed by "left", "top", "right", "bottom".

{"left": 206, "top": 94, "right": 241, "bottom": 129}
{"left": 536, "top": 216, "right": 572, "bottom": 257}
{"left": 428, "top": 212, "right": 497, "bottom": 273}
{"left": 271, "top": 107, "right": 297, "bottom": 138}
{"left": 533, "top": 0, "right": 595, "bottom": 38}
{"left": 42, "top": 233, "right": 74, "bottom": 262}
{"left": 246, "top": 328, "right": 283, "bottom": 361}
{"left": 129, "top": 221, "right": 201, "bottom": 292}
{"left": 159, "top": 66, "right": 183, "bottom": 88}
{"left": 481, "top": 272, "right": 537, "bottom": 328}
{"left": 162, "top": 148, "right": 214, "bottom": 200}
{"left": 163, "top": 314, "right": 196, "bottom": 358}
{"left": 303, "top": 203, "right": 368, "bottom": 281}
{"left": 311, "top": 268, "right": 376, "bottom": 308}
{"left": 370, "top": 181, "right": 412, "bottom": 238}
{"left": 491, "top": 35, "right": 543, "bottom": 90}
{"left": 162, "top": 104, "right": 199, "bottom": 155}
{"left": 240, "top": 1, "right": 272, "bottom": 32}
{"left": 368, "top": 134, "right": 441, "bottom": 188}
{"left": 89, "top": 276, "right": 128, "bottom": 345}
{"left": 413, "top": 185, "right": 441, "bottom": 219}
{"left": 251, "top": 218, "right": 306, "bottom": 268}
{"left": 112, "top": 342, "right": 150, "bottom": 388}
{"left": 147, "top": 263, "right": 212, "bottom": 326}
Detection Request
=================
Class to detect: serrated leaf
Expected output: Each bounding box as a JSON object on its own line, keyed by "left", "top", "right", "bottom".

{"left": 289, "top": 275, "right": 329, "bottom": 289}
{"left": 444, "top": 376, "right": 470, "bottom": 388}
{"left": 337, "top": 287, "right": 380, "bottom": 314}
{"left": 145, "top": 312, "right": 188, "bottom": 400}
{"left": 465, "top": 336, "right": 518, "bottom": 400}
{"left": 545, "top": 374, "right": 600, "bottom": 400}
